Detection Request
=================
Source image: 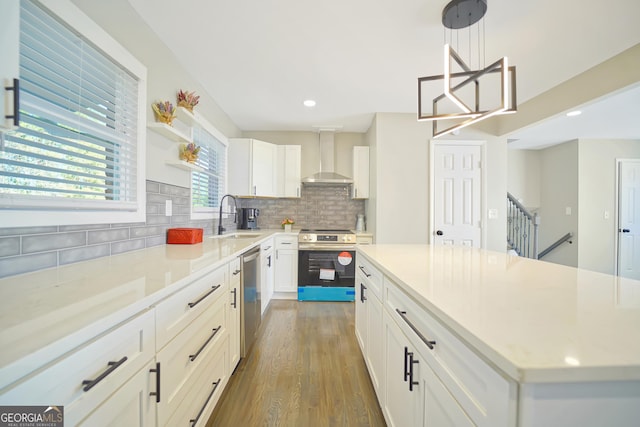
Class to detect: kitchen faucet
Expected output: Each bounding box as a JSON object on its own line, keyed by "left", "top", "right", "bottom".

{"left": 218, "top": 194, "right": 239, "bottom": 235}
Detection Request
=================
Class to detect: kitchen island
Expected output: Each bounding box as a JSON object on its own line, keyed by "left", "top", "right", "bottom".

{"left": 356, "top": 244, "right": 640, "bottom": 427}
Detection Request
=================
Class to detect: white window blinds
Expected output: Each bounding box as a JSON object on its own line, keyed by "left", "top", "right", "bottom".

{"left": 0, "top": 0, "right": 140, "bottom": 210}
{"left": 192, "top": 127, "right": 226, "bottom": 212}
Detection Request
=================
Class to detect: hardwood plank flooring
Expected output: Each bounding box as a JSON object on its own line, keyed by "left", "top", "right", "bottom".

{"left": 207, "top": 300, "right": 386, "bottom": 427}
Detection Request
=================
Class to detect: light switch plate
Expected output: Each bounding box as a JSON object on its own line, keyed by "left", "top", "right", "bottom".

{"left": 488, "top": 209, "right": 498, "bottom": 219}
{"left": 565, "top": 207, "right": 572, "bottom": 216}
{"left": 165, "top": 200, "right": 172, "bottom": 216}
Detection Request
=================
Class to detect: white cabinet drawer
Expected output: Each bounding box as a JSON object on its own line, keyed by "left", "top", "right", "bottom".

{"left": 155, "top": 265, "right": 226, "bottom": 350}
{"left": 76, "top": 359, "right": 157, "bottom": 427}
{"left": 0, "top": 310, "right": 155, "bottom": 426}
{"left": 356, "top": 253, "right": 383, "bottom": 300}
{"left": 157, "top": 292, "right": 227, "bottom": 424}
{"left": 260, "top": 238, "right": 274, "bottom": 252}
{"left": 166, "top": 334, "right": 229, "bottom": 427}
{"left": 275, "top": 234, "right": 298, "bottom": 249}
{"left": 384, "top": 278, "right": 513, "bottom": 427}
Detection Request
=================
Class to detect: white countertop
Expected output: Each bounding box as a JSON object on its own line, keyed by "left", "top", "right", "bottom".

{"left": 357, "top": 244, "right": 640, "bottom": 384}
{"left": 0, "top": 230, "right": 284, "bottom": 389}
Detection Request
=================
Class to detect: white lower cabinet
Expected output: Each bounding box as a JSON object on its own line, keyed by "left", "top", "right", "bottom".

{"left": 422, "top": 364, "right": 475, "bottom": 427}
{"left": 384, "top": 297, "right": 478, "bottom": 427}
{"left": 355, "top": 258, "right": 384, "bottom": 398}
{"left": 0, "top": 254, "right": 247, "bottom": 427}
{"left": 356, "top": 252, "right": 516, "bottom": 427}
{"left": 77, "top": 359, "right": 158, "bottom": 427}
{"left": 165, "top": 335, "right": 229, "bottom": 427}
{"left": 260, "top": 239, "right": 275, "bottom": 313}
{"left": 384, "top": 313, "right": 423, "bottom": 427}
{"left": 156, "top": 290, "right": 226, "bottom": 424}
{"left": 0, "top": 309, "right": 156, "bottom": 427}
{"left": 274, "top": 235, "right": 298, "bottom": 293}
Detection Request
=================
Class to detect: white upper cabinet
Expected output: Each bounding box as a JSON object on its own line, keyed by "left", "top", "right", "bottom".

{"left": 228, "top": 138, "right": 277, "bottom": 197}
{"left": 352, "top": 146, "right": 370, "bottom": 199}
{"left": 277, "top": 145, "right": 301, "bottom": 198}
{"left": 0, "top": 0, "right": 20, "bottom": 131}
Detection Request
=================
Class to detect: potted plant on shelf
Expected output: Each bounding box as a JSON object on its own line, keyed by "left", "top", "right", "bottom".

{"left": 179, "top": 142, "right": 201, "bottom": 163}
{"left": 177, "top": 89, "right": 200, "bottom": 112}
{"left": 281, "top": 217, "right": 295, "bottom": 233}
{"left": 152, "top": 100, "right": 177, "bottom": 126}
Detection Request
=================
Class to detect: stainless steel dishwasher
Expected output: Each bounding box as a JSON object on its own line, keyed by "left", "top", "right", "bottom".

{"left": 240, "top": 246, "right": 261, "bottom": 357}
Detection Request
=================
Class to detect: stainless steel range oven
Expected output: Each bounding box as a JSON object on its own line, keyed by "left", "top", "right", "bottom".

{"left": 298, "top": 229, "right": 356, "bottom": 301}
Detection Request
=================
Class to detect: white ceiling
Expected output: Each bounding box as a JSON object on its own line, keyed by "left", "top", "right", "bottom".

{"left": 128, "top": 0, "right": 640, "bottom": 145}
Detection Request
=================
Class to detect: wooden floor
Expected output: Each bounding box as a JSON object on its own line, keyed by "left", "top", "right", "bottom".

{"left": 207, "top": 300, "right": 387, "bottom": 427}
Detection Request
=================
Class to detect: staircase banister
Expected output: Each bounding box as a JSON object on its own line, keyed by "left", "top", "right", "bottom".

{"left": 507, "top": 192, "right": 537, "bottom": 222}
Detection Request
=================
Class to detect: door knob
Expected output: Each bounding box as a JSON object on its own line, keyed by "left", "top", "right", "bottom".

{"left": 620, "top": 228, "right": 631, "bottom": 233}
{"left": 436, "top": 230, "right": 443, "bottom": 236}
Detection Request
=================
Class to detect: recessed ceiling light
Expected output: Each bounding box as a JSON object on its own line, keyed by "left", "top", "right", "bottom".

{"left": 566, "top": 110, "right": 582, "bottom": 117}
{"left": 303, "top": 99, "right": 316, "bottom": 107}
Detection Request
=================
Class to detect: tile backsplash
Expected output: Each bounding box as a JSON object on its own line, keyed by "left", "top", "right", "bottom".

{"left": 239, "top": 184, "right": 365, "bottom": 230}
{"left": 0, "top": 181, "right": 365, "bottom": 278}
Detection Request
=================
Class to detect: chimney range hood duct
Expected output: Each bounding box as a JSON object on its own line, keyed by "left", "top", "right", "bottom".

{"left": 302, "top": 131, "right": 353, "bottom": 185}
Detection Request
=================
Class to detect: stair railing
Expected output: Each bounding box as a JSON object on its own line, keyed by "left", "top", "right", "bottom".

{"left": 538, "top": 232, "right": 573, "bottom": 259}
{"left": 507, "top": 193, "right": 540, "bottom": 259}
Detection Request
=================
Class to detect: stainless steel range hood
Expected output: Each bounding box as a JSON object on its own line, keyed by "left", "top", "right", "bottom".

{"left": 302, "top": 130, "right": 353, "bottom": 185}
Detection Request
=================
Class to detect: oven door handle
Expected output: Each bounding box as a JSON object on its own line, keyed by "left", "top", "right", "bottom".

{"left": 298, "top": 245, "right": 357, "bottom": 251}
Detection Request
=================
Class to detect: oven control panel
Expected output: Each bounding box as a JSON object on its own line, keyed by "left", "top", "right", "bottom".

{"left": 299, "top": 231, "right": 356, "bottom": 244}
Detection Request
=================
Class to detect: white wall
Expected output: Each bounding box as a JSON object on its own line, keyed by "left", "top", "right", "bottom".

{"left": 507, "top": 149, "right": 541, "bottom": 209}
{"left": 578, "top": 139, "right": 640, "bottom": 274}
{"left": 539, "top": 141, "right": 579, "bottom": 267}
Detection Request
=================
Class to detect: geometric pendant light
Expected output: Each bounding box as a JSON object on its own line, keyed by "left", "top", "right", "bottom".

{"left": 417, "top": 0, "right": 517, "bottom": 138}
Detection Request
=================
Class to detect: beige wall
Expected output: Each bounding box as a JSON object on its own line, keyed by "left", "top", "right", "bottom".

{"left": 507, "top": 149, "right": 541, "bottom": 209}
{"left": 369, "top": 113, "right": 508, "bottom": 251}
{"left": 372, "top": 113, "right": 431, "bottom": 244}
{"left": 364, "top": 116, "right": 377, "bottom": 238}
{"left": 539, "top": 141, "right": 579, "bottom": 267}
{"left": 578, "top": 139, "right": 640, "bottom": 274}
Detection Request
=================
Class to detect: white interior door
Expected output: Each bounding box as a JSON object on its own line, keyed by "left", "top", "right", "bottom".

{"left": 432, "top": 142, "right": 482, "bottom": 247}
{"left": 617, "top": 160, "right": 640, "bottom": 279}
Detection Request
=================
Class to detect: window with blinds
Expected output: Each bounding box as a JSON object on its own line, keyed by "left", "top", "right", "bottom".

{"left": 0, "top": 0, "right": 140, "bottom": 211}
{"left": 191, "top": 127, "right": 226, "bottom": 212}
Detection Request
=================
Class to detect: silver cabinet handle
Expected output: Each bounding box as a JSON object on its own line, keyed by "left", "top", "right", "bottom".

{"left": 187, "top": 284, "right": 221, "bottom": 309}
{"left": 190, "top": 379, "right": 221, "bottom": 426}
{"left": 358, "top": 265, "right": 371, "bottom": 277}
{"left": 189, "top": 326, "right": 222, "bottom": 362}
{"left": 396, "top": 308, "right": 436, "bottom": 350}
{"left": 149, "top": 362, "right": 160, "bottom": 403}
{"left": 82, "top": 356, "right": 127, "bottom": 392}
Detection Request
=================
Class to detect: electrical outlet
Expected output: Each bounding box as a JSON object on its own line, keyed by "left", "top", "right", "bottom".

{"left": 165, "top": 200, "right": 172, "bottom": 216}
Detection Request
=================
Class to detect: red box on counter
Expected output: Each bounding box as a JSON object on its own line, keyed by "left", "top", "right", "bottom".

{"left": 167, "top": 228, "right": 204, "bottom": 244}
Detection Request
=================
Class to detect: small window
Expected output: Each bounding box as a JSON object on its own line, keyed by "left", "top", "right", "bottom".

{"left": 191, "top": 126, "right": 227, "bottom": 216}
{"left": 0, "top": 0, "right": 146, "bottom": 226}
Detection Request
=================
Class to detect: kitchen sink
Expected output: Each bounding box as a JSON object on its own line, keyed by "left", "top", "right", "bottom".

{"left": 213, "top": 232, "right": 262, "bottom": 240}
